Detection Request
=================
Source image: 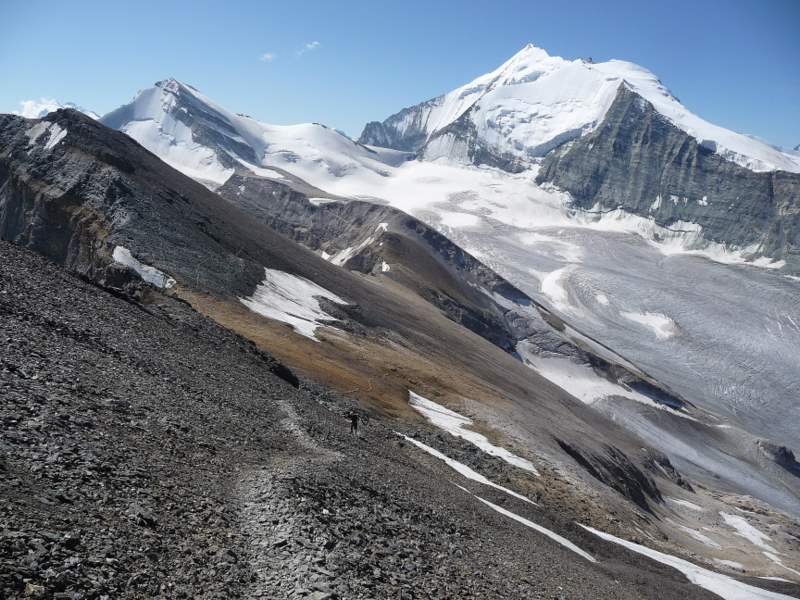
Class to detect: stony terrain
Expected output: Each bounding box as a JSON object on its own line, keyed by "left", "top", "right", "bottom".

{"left": 1, "top": 240, "right": 738, "bottom": 600}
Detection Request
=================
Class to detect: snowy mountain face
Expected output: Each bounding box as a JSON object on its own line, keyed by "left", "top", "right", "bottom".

{"left": 100, "top": 79, "right": 402, "bottom": 189}
{"left": 360, "top": 44, "right": 800, "bottom": 174}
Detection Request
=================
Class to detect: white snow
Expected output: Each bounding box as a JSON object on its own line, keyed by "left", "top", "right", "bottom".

{"left": 759, "top": 577, "right": 793, "bottom": 583}
{"left": 462, "top": 489, "right": 595, "bottom": 562}
{"left": 666, "top": 497, "right": 704, "bottom": 512}
{"left": 581, "top": 525, "right": 797, "bottom": 600}
{"left": 121, "top": 115, "right": 233, "bottom": 187}
{"left": 516, "top": 340, "right": 696, "bottom": 420}
{"left": 409, "top": 391, "right": 540, "bottom": 476}
{"left": 531, "top": 265, "right": 576, "bottom": 312}
{"left": 25, "top": 121, "right": 67, "bottom": 151}
{"left": 398, "top": 434, "right": 535, "bottom": 505}
{"left": 385, "top": 43, "right": 799, "bottom": 173}
{"left": 112, "top": 246, "right": 176, "bottom": 289}
{"left": 43, "top": 123, "right": 67, "bottom": 151}
{"left": 308, "top": 197, "right": 337, "bottom": 206}
{"left": 719, "top": 512, "right": 776, "bottom": 552}
{"left": 380, "top": 260, "right": 391, "bottom": 273}
{"left": 620, "top": 311, "right": 678, "bottom": 340}
{"left": 439, "top": 211, "right": 482, "bottom": 229}
{"left": 674, "top": 523, "right": 721, "bottom": 549}
{"left": 763, "top": 552, "right": 800, "bottom": 578}
{"left": 25, "top": 122, "right": 50, "bottom": 146}
{"left": 330, "top": 222, "right": 388, "bottom": 266}
{"left": 239, "top": 267, "right": 347, "bottom": 341}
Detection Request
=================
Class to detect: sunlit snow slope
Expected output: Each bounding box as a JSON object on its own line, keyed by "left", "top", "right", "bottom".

{"left": 361, "top": 43, "right": 800, "bottom": 173}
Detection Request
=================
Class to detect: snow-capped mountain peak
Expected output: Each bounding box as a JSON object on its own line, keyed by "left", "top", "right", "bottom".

{"left": 360, "top": 44, "right": 800, "bottom": 174}
{"left": 100, "top": 78, "right": 398, "bottom": 189}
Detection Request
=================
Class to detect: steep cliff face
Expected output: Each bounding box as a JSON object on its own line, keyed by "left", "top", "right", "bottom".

{"left": 0, "top": 109, "right": 321, "bottom": 299}
{"left": 359, "top": 100, "right": 440, "bottom": 152}
{"left": 536, "top": 86, "right": 800, "bottom": 269}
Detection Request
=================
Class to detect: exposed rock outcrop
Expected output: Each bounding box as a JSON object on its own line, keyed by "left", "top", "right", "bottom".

{"left": 536, "top": 86, "right": 800, "bottom": 270}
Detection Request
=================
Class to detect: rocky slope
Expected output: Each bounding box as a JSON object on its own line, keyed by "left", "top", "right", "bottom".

{"left": 6, "top": 240, "right": 799, "bottom": 600}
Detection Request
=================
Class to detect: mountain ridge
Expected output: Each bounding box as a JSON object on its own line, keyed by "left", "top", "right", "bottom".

{"left": 359, "top": 43, "right": 800, "bottom": 174}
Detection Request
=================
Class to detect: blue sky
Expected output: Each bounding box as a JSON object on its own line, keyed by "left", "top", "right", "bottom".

{"left": 2, "top": 0, "right": 798, "bottom": 147}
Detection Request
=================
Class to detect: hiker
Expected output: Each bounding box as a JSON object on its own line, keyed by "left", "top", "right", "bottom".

{"left": 349, "top": 412, "right": 359, "bottom": 436}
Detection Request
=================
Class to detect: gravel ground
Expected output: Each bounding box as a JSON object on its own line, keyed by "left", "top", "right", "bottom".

{"left": 0, "top": 240, "right": 725, "bottom": 599}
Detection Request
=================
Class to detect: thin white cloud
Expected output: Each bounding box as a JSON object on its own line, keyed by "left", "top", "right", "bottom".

{"left": 259, "top": 52, "right": 277, "bottom": 62}
{"left": 12, "top": 99, "right": 99, "bottom": 120}
{"left": 297, "top": 41, "right": 321, "bottom": 56}
{"left": 13, "top": 98, "right": 62, "bottom": 118}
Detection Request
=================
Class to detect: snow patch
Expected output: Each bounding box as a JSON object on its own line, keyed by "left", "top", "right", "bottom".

{"left": 121, "top": 118, "right": 233, "bottom": 186}
{"left": 516, "top": 340, "right": 696, "bottom": 420}
{"left": 25, "top": 121, "right": 67, "bottom": 151}
{"left": 409, "top": 391, "right": 540, "bottom": 476}
{"left": 666, "top": 497, "right": 704, "bottom": 512}
{"left": 239, "top": 268, "right": 347, "bottom": 341}
{"left": 720, "top": 512, "right": 776, "bottom": 552}
{"left": 43, "top": 123, "right": 67, "bottom": 151}
{"left": 763, "top": 552, "right": 800, "bottom": 578}
{"left": 581, "top": 525, "right": 797, "bottom": 600}
{"left": 620, "top": 311, "right": 678, "bottom": 340}
{"left": 674, "top": 522, "right": 721, "bottom": 549}
{"left": 399, "top": 434, "right": 535, "bottom": 505}
{"left": 112, "top": 246, "right": 176, "bottom": 289}
{"left": 531, "top": 265, "right": 576, "bottom": 312}
{"left": 460, "top": 488, "right": 595, "bottom": 562}
{"left": 308, "top": 197, "right": 337, "bottom": 206}
{"left": 330, "top": 222, "right": 389, "bottom": 266}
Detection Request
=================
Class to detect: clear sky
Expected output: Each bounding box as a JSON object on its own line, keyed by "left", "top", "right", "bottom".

{"left": 2, "top": 0, "right": 798, "bottom": 147}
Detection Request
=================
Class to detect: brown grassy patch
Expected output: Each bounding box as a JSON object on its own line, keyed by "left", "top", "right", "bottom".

{"left": 177, "top": 289, "right": 507, "bottom": 420}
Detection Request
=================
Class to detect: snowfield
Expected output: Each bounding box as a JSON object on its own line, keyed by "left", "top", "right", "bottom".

{"left": 239, "top": 267, "right": 347, "bottom": 341}
{"left": 457, "top": 485, "right": 596, "bottom": 563}
{"left": 398, "top": 434, "right": 535, "bottom": 505}
{"left": 409, "top": 391, "right": 540, "bottom": 476}
{"left": 112, "top": 246, "right": 176, "bottom": 289}
{"left": 620, "top": 311, "right": 678, "bottom": 340}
